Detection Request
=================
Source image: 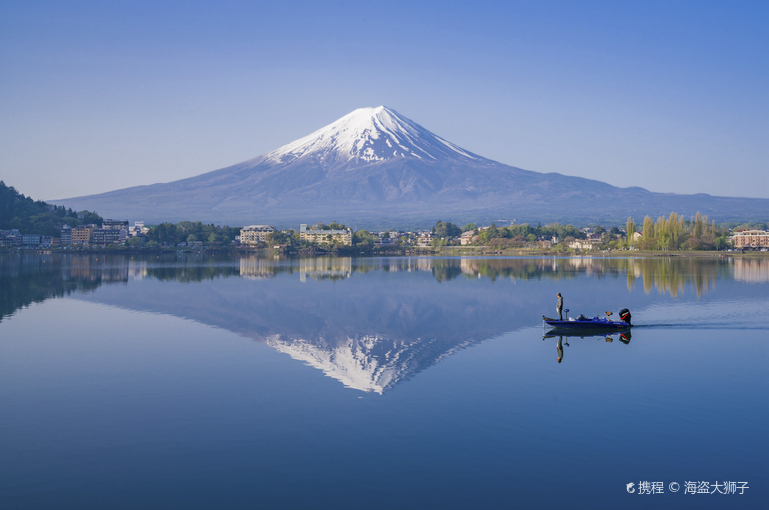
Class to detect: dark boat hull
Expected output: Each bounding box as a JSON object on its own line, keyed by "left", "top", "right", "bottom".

{"left": 543, "top": 318, "right": 630, "bottom": 330}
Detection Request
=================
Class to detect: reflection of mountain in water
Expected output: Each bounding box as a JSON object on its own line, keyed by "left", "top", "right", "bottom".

{"left": 264, "top": 333, "right": 475, "bottom": 394}
{"left": 1, "top": 253, "right": 759, "bottom": 392}
{"left": 216, "top": 273, "right": 511, "bottom": 393}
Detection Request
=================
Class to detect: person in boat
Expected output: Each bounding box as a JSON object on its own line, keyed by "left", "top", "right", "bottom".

{"left": 556, "top": 293, "right": 563, "bottom": 320}
{"left": 557, "top": 336, "right": 564, "bottom": 363}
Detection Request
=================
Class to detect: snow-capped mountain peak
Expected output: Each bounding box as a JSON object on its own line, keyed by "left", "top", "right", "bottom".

{"left": 265, "top": 106, "right": 483, "bottom": 165}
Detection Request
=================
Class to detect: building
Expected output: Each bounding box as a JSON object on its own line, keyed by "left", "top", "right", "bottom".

{"left": 460, "top": 231, "right": 475, "bottom": 246}
{"left": 731, "top": 230, "right": 769, "bottom": 249}
{"left": 71, "top": 225, "right": 95, "bottom": 244}
{"left": 60, "top": 225, "right": 72, "bottom": 245}
{"left": 299, "top": 224, "right": 352, "bottom": 245}
{"left": 240, "top": 225, "right": 275, "bottom": 245}
{"left": 374, "top": 237, "right": 397, "bottom": 247}
{"left": 92, "top": 228, "right": 122, "bottom": 245}
{"left": 22, "top": 234, "right": 40, "bottom": 246}
{"left": 375, "top": 232, "right": 399, "bottom": 247}
{"left": 587, "top": 233, "right": 602, "bottom": 243}
{"left": 0, "top": 230, "right": 21, "bottom": 247}
{"left": 103, "top": 219, "right": 129, "bottom": 241}
{"left": 538, "top": 235, "right": 558, "bottom": 246}
{"left": 103, "top": 219, "right": 129, "bottom": 230}
{"left": 128, "top": 221, "right": 149, "bottom": 237}
{"left": 40, "top": 236, "right": 53, "bottom": 247}
{"left": 569, "top": 239, "right": 597, "bottom": 251}
{"left": 417, "top": 232, "right": 433, "bottom": 247}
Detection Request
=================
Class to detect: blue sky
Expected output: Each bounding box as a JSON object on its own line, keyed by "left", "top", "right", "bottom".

{"left": 1, "top": 0, "right": 767, "bottom": 200}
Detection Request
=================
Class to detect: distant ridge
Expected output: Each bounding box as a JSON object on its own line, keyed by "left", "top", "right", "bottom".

{"left": 52, "top": 106, "right": 769, "bottom": 228}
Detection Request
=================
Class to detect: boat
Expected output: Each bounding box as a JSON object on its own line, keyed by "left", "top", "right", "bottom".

{"left": 543, "top": 308, "right": 632, "bottom": 330}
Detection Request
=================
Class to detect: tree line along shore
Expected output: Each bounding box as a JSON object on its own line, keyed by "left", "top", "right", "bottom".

{"left": 2, "top": 181, "right": 767, "bottom": 255}
{"left": 4, "top": 217, "right": 766, "bottom": 257}
{"left": 130, "top": 215, "right": 769, "bottom": 256}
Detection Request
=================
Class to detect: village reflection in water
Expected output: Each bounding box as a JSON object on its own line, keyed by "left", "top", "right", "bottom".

{"left": 236, "top": 254, "right": 755, "bottom": 295}
{"left": 2, "top": 253, "right": 767, "bottom": 393}
{"left": 7, "top": 253, "right": 758, "bottom": 291}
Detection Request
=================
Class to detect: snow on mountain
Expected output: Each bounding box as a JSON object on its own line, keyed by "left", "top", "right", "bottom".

{"left": 264, "top": 334, "right": 405, "bottom": 394}
{"left": 264, "top": 106, "right": 484, "bottom": 165}
{"left": 264, "top": 332, "right": 476, "bottom": 394}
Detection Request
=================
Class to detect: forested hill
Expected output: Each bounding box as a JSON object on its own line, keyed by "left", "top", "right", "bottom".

{"left": 0, "top": 181, "right": 102, "bottom": 236}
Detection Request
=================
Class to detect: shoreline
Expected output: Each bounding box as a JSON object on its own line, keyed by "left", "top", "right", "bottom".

{"left": 1, "top": 246, "right": 767, "bottom": 258}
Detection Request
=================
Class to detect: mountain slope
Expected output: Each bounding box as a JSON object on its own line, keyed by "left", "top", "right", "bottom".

{"left": 52, "top": 106, "right": 769, "bottom": 227}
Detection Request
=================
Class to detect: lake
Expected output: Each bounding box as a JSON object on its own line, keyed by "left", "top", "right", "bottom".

{"left": 0, "top": 253, "right": 766, "bottom": 509}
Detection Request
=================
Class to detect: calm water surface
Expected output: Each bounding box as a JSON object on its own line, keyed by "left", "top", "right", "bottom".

{"left": 1, "top": 254, "right": 767, "bottom": 509}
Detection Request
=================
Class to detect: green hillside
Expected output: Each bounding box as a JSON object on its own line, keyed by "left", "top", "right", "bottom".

{"left": 0, "top": 181, "right": 102, "bottom": 236}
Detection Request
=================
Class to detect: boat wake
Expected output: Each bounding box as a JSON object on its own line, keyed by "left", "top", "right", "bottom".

{"left": 631, "top": 322, "right": 766, "bottom": 330}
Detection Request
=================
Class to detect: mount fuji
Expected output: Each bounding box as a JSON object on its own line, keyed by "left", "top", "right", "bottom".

{"left": 54, "top": 106, "right": 768, "bottom": 227}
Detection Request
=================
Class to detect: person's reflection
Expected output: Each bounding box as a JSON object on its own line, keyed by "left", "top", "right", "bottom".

{"left": 557, "top": 336, "right": 564, "bottom": 363}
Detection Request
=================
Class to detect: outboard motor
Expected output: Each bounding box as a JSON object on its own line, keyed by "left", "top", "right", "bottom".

{"left": 619, "top": 308, "right": 632, "bottom": 325}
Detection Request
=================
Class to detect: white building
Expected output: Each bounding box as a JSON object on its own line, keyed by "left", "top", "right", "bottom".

{"left": 538, "top": 235, "right": 558, "bottom": 246}
{"left": 22, "top": 234, "right": 40, "bottom": 246}
{"left": 128, "top": 221, "right": 148, "bottom": 237}
{"left": 240, "top": 225, "right": 276, "bottom": 245}
{"left": 569, "top": 239, "right": 597, "bottom": 251}
{"left": 299, "top": 224, "right": 352, "bottom": 245}
{"left": 417, "top": 232, "right": 433, "bottom": 247}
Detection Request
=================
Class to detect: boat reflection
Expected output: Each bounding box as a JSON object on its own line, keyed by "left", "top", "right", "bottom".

{"left": 544, "top": 330, "right": 632, "bottom": 364}
{"left": 544, "top": 329, "right": 632, "bottom": 342}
